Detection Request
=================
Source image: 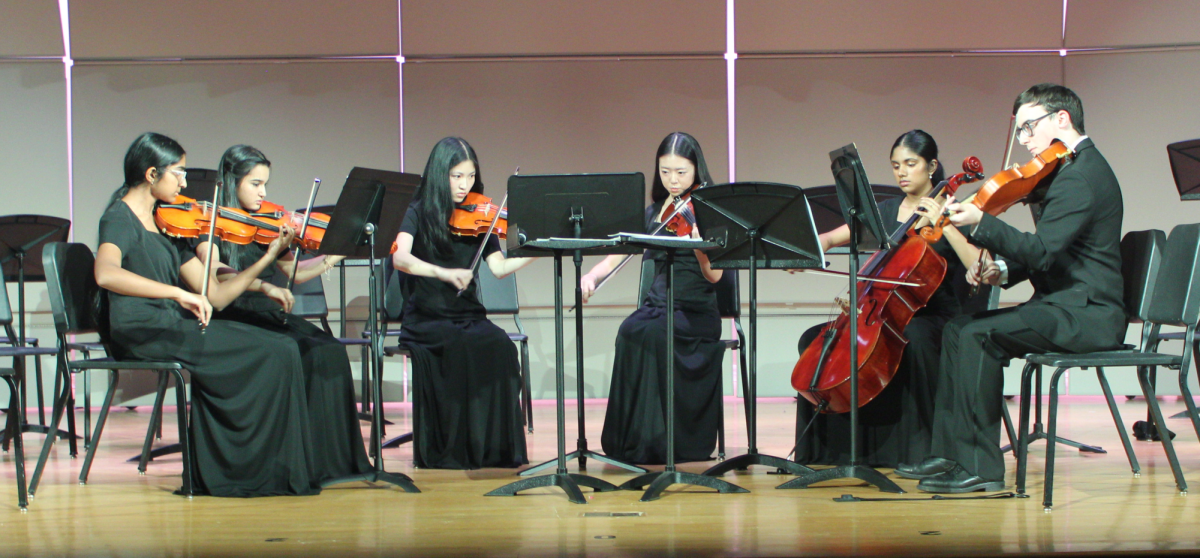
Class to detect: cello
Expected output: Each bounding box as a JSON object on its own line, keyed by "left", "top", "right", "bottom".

{"left": 790, "top": 158, "right": 984, "bottom": 413}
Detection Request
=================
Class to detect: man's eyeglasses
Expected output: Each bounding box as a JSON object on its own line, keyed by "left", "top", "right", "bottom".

{"left": 1016, "top": 112, "right": 1056, "bottom": 139}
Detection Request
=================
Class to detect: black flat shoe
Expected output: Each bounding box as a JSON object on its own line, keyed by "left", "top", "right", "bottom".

{"left": 917, "top": 465, "right": 1005, "bottom": 494}
{"left": 894, "top": 457, "right": 957, "bottom": 480}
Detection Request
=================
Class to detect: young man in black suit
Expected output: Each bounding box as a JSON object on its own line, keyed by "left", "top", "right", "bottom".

{"left": 898, "top": 83, "right": 1126, "bottom": 493}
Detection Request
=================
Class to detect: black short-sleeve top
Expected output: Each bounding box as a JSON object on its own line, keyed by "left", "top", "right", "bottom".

{"left": 97, "top": 201, "right": 198, "bottom": 334}
{"left": 397, "top": 201, "right": 502, "bottom": 322}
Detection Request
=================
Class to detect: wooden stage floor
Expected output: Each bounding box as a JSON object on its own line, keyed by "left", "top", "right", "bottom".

{"left": 2, "top": 396, "right": 1198, "bottom": 557}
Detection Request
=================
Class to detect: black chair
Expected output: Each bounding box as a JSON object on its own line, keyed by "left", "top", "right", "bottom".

{"left": 1016, "top": 227, "right": 1189, "bottom": 510}
{"left": 638, "top": 258, "right": 747, "bottom": 459}
{"left": 0, "top": 277, "right": 74, "bottom": 456}
{"left": 0, "top": 361, "right": 28, "bottom": 510}
{"left": 28, "top": 242, "right": 196, "bottom": 498}
{"left": 476, "top": 264, "right": 534, "bottom": 432}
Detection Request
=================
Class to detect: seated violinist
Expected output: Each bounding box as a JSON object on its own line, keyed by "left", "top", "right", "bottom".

{"left": 193, "top": 145, "right": 371, "bottom": 484}
{"left": 793, "top": 130, "right": 981, "bottom": 468}
{"left": 391, "top": 137, "right": 533, "bottom": 469}
{"left": 902, "top": 83, "right": 1125, "bottom": 493}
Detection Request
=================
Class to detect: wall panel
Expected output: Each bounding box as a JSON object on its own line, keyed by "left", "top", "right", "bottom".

{"left": 1066, "top": 0, "right": 1200, "bottom": 48}
{"left": 0, "top": 1, "right": 62, "bottom": 57}
{"left": 403, "top": 0, "right": 725, "bottom": 57}
{"left": 736, "top": 0, "right": 1063, "bottom": 53}
{"left": 0, "top": 62, "right": 70, "bottom": 219}
{"left": 70, "top": 1, "right": 398, "bottom": 59}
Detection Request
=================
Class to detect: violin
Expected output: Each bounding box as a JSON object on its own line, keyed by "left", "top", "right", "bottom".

{"left": 912, "top": 157, "right": 986, "bottom": 243}
{"left": 662, "top": 200, "right": 696, "bottom": 237}
{"left": 155, "top": 196, "right": 328, "bottom": 250}
{"left": 450, "top": 192, "right": 507, "bottom": 239}
{"left": 250, "top": 200, "right": 330, "bottom": 251}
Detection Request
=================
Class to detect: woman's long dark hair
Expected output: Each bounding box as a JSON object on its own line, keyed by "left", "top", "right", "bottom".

{"left": 890, "top": 129, "right": 944, "bottom": 187}
{"left": 216, "top": 145, "right": 272, "bottom": 270}
{"left": 107, "top": 132, "right": 185, "bottom": 209}
{"left": 412, "top": 137, "right": 484, "bottom": 258}
{"left": 650, "top": 132, "right": 714, "bottom": 204}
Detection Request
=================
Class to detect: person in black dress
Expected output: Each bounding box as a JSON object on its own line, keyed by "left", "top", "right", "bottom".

{"left": 580, "top": 132, "right": 725, "bottom": 465}
{"left": 391, "top": 137, "right": 532, "bottom": 469}
{"left": 95, "top": 132, "right": 317, "bottom": 497}
{"left": 907, "top": 84, "right": 1125, "bottom": 493}
{"left": 793, "top": 130, "right": 982, "bottom": 468}
{"left": 191, "top": 145, "right": 370, "bottom": 484}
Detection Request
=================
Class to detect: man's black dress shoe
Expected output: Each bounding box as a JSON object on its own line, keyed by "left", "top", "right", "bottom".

{"left": 894, "top": 457, "right": 956, "bottom": 480}
{"left": 916, "top": 465, "right": 1005, "bottom": 493}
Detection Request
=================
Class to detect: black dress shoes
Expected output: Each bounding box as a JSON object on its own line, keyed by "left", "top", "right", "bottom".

{"left": 916, "top": 464, "right": 1005, "bottom": 493}
{"left": 894, "top": 457, "right": 957, "bottom": 480}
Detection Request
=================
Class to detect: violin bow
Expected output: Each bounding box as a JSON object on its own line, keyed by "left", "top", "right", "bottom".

{"left": 457, "top": 190, "right": 510, "bottom": 297}
{"left": 569, "top": 181, "right": 706, "bottom": 312}
{"left": 282, "top": 178, "right": 322, "bottom": 322}
{"left": 198, "top": 181, "right": 222, "bottom": 333}
{"left": 967, "top": 116, "right": 1021, "bottom": 296}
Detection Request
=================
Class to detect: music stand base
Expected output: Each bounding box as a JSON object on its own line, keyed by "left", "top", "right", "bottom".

{"left": 619, "top": 470, "right": 749, "bottom": 502}
{"left": 321, "top": 470, "right": 420, "bottom": 493}
{"left": 775, "top": 464, "right": 905, "bottom": 493}
{"left": 702, "top": 452, "right": 814, "bottom": 477}
{"left": 125, "top": 443, "right": 180, "bottom": 463}
{"left": 520, "top": 449, "right": 646, "bottom": 476}
{"left": 999, "top": 429, "right": 1105, "bottom": 454}
{"left": 486, "top": 472, "right": 619, "bottom": 504}
{"left": 382, "top": 432, "right": 413, "bottom": 448}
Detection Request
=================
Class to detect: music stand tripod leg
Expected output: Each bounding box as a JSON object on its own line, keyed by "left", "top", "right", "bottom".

{"left": 489, "top": 250, "right": 618, "bottom": 502}
{"left": 609, "top": 246, "right": 747, "bottom": 501}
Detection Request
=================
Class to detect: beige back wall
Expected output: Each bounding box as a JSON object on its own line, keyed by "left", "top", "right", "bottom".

{"left": 3, "top": 1, "right": 1200, "bottom": 407}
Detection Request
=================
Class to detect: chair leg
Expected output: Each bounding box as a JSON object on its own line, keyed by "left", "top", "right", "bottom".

{"left": 717, "top": 386, "right": 726, "bottom": 460}
{"left": 65, "top": 373, "right": 78, "bottom": 458}
{"left": 29, "top": 353, "right": 70, "bottom": 497}
{"left": 30, "top": 344, "right": 45, "bottom": 427}
{"left": 1001, "top": 399, "right": 1019, "bottom": 458}
{"left": 1016, "top": 362, "right": 1037, "bottom": 495}
{"left": 80, "top": 348, "right": 92, "bottom": 449}
{"left": 138, "top": 374, "right": 169, "bottom": 472}
{"left": 171, "top": 370, "right": 195, "bottom": 497}
{"left": 1043, "top": 366, "right": 1070, "bottom": 510}
{"left": 359, "top": 345, "right": 370, "bottom": 415}
{"left": 1175, "top": 341, "right": 1200, "bottom": 442}
{"left": 79, "top": 371, "right": 120, "bottom": 485}
{"left": 1096, "top": 367, "right": 1139, "bottom": 474}
{"left": 4, "top": 376, "right": 27, "bottom": 510}
{"left": 520, "top": 339, "right": 532, "bottom": 433}
{"left": 1139, "top": 365, "right": 1187, "bottom": 492}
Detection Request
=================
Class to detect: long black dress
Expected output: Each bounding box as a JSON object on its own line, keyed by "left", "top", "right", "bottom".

{"left": 396, "top": 203, "right": 528, "bottom": 469}
{"left": 793, "top": 196, "right": 966, "bottom": 468}
{"left": 99, "top": 201, "right": 317, "bottom": 497}
{"left": 599, "top": 203, "right": 725, "bottom": 465}
{"left": 203, "top": 241, "right": 372, "bottom": 483}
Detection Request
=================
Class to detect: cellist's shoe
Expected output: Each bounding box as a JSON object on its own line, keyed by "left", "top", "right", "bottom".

{"left": 894, "top": 457, "right": 956, "bottom": 480}
{"left": 917, "top": 465, "right": 1005, "bottom": 493}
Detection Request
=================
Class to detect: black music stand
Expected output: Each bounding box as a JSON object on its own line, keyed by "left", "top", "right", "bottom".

{"left": 612, "top": 231, "right": 749, "bottom": 501}
{"left": 487, "top": 172, "right": 647, "bottom": 503}
{"left": 182, "top": 168, "right": 219, "bottom": 202}
{"left": 805, "top": 184, "right": 902, "bottom": 255}
{"left": 684, "top": 183, "right": 821, "bottom": 480}
{"left": 776, "top": 144, "right": 904, "bottom": 493}
{"left": 506, "top": 173, "right": 646, "bottom": 477}
{"left": 1168, "top": 139, "right": 1200, "bottom": 200}
{"left": 0, "top": 215, "right": 73, "bottom": 436}
{"left": 315, "top": 176, "right": 418, "bottom": 493}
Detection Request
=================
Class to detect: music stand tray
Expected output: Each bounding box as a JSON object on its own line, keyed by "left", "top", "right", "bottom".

{"left": 487, "top": 172, "right": 646, "bottom": 503}
{"left": 1167, "top": 139, "right": 1200, "bottom": 201}
{"left": 686, "top": 183, "right": 821, "bottom": 479}
{"left": 316, "top": 177, "right": 418, "bottom": 493}
{"left": 775, "top": 144, "right": 903, "bottom": 493}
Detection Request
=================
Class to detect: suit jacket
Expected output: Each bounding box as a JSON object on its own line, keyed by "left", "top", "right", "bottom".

{"left": 971, "top": 138, "right": 1126, "bottom": 352}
